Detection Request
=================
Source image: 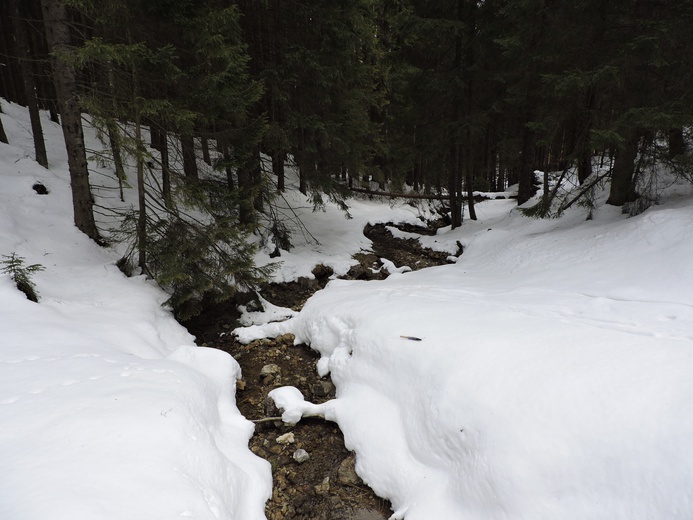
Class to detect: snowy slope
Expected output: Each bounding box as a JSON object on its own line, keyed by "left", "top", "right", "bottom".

{"left": 3, "top": 98, "right": 693, "bottom": 520}
{"left": 240, "top": 185, "right": 693, "bottom": 518}
{"left": 0, "top": 102, "right": 271, "bottom": 519}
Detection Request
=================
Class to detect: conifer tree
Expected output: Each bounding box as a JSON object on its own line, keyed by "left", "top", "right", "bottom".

{"left": 40, "top": 0, "right": 100, "bottom": 241}
{"left": 9, "top": 0, "right": 48, "bottom": 168}
{"left": 0, "top": 101, "right": 8, "bottom": 144}
{"left": 70, "top": 0, "right": 270, "bottom": 317}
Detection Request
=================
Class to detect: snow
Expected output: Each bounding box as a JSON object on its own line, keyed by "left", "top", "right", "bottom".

{"left": 3, "top": 99, "right": 693, "bottom": 520}
{"left": 0, "top": 102, "right": 270, "bottom": 519}
{"left": 239, "top": 176, "right": 693, "bottom": 517}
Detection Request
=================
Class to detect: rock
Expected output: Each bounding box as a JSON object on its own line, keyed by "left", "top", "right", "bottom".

{"left": 264, "top": 395, "right": 281, "bottom": 417}
{"left": 260, "top": 363, "right": 282, "bottom": 385}
{"left": 260, "top": 363, "right": 281, "bottom": 379}
{"left": 311, "top": 380, "right": 335, "bottom": 398}
{"left": 277, "top": 333, "right": 295, "bottom": 345}
{"left": 276, "top": 432, "right": 295, "bottom": 445}
{"left": 338, "top": 454, "right": 363, "bottom": 486}
{"left": 314, "top": 476, "right": 330, "bottom": 495}
{"left": 292, "top": 448, "right": 310, "bottom": 463}
{"left": 32, "top": 182, "right": 49, "bottom": 195}
{"left": 311, "top": 264, "right": 334, "bottom": 280}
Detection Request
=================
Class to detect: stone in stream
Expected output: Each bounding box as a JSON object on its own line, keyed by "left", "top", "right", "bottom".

{"left": 293, "top": 448, "right": 310, "bottom": 463}
{"left": 337, "top": 454, "right": 363, "bottom": 486}
{"left": 276, "top": 432, "right": 295, "bottom": 445}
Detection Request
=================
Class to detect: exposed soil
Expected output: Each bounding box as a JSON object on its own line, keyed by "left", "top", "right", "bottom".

{"left": 210, "top": 333, "right": 391, "bottom": 520}
{"left": 184, "top": 221, "right": 459, "bottom": 519}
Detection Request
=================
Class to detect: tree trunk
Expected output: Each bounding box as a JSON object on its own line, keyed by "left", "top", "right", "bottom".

{"left": 40, "top": 0, "right": 100, "bottom": 241}
{"left": 273, "top": 150, "right": 285, "bottom": 192}
{"left": 160, "top": 128, "right": 172, "bottom": 209}
{"left": 200, "top": 135, "right": 211, "bottom": 165}
{"left": 668, "top": 128, "right": 686, "bottom": 158}
{"left": 448, "top": 144, "right": 463, "bottom": 229}
{"left": 237, "top": 153, "right": 255, "bottom": 225}
{"left": 606, "top": 132, "right": 639, "bottom": 206}
{"left": 181, "top": 134, "right": 198, "bottom": 179}
{"left": 135, "top": 116, "right": 147, "bottom": 272}
{"left": 11, "top": 0, "right": 48, "bottom": 168}
{"left": 0, "top": 101, "right": 8, "bottom": 143}
{"left": 218, "top": 138, "right": 234, "bottom": 191}
{"left": 517, "top": 124, "right": 537, "bottom": 205}
{"left": 107, "top": 122, "right": 126, "bottom": 202}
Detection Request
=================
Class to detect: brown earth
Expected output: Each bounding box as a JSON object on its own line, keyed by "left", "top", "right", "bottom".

{"left": 184, "top": 221, "right": 458, "bottom": 520}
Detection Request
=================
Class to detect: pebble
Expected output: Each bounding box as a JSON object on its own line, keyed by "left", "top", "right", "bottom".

{"left": 292, "top": 448, "right": 310, "bottom": 463}
{"left": 276, "top": 432, "right": 295, "bottom": 445}
{"left": 260, "top": 363, "right": 281, "bottom": 377}
{"left": 314, "top": 476, "right": 330, "bottom": 495}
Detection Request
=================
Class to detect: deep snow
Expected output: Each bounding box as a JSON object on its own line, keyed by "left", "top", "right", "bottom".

{"left": 0, "top": 102, "right": 270, "bottom": 519}
{"left": 2, "top": 99, "right": 693, "bottom": 520}
{"left": 240, "top": 169, "right": 693, "bottom": 518}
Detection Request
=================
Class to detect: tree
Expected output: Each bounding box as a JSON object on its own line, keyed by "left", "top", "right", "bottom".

{"left": 9, "top": 0, "right": 48, "bottom": 168}
{"left": 40, "top": 0, "right": 100, "bottom": 241}
{"left": 0, "top": 101, "right": 8, "bottom": 144}
{"left": 71, "top": 0, "right": 270, "bottom": 317}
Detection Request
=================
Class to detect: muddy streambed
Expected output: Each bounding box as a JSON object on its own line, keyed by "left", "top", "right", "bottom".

{"left": 184, "top": 222, "right": 458, "bottom": 519}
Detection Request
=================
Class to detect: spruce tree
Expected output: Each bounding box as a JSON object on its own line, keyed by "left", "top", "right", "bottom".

{"left": 40, "top": 0, "right": 100, "bottom": 241}
{"left": 71, "top": 0, "right": 271, "bottom": 317}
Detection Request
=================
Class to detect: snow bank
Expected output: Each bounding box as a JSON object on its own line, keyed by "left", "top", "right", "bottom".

{"left": 0, "top": 102, "right": 271, "bottom": 519}
{"left": 241, "top": 196, "right": 693, "bottom": 520}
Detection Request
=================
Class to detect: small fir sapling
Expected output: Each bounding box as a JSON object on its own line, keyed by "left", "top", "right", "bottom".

{"left": 1, "top": 253, "right": 45, "bottom": 302}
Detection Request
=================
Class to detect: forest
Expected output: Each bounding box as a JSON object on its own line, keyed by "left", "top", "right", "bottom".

{"left": 1, "top": 0, "right": 692, "bottom": 318}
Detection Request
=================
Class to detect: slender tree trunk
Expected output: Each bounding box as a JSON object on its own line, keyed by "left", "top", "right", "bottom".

{"left": 218, "top": 138, "right": 234, "bottom": 191}
{"left": 273, "top": 150, "right": 285, "bottom": 192}
{"left": 449, "top": 144, "right": 463, "bottom": 228}
{"left": 668, "top": 128, "right": 686, "bottom": 158}
{"left": 200, "top": 135, "right": 211, "bottom": 165}
{"left": 237, "top": 153, "right": 255, "bottom": 225}
{"left": 517, "top": 122, "right": 537, "bottom": 205}
{"left": 250, "top": 145, "right": 263, "bottom": 213}
{"left": 160, "top": 128, "right": 172, "bottom": 209}
{"left": 181, "top": 134, "right": 198, "bottom": 179}
{"left": 0, "top": 101, "right": 8, "bottom": 143}
{"left": 135, "top": 116, "right": 147, "bottom": 272}
{"left": 606, "top": 132, "right": 639, "bottom": 206}
{"left": 11, "top": 0, "right": 48, "bottom": 167}
{"left": 40, "top": 0, "right": 100, "bottom": 241}
{"left": 107, "top": 122, "right": 126, "bottom": 202}
{"left": 104, "top": 65, "right": 125, "bottom": 201}
{"left": 149, "top": 120, "right": 163, "bottom": 151}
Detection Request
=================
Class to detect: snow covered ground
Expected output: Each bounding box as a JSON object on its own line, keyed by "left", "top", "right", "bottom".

{"left": 241, "top": 179, "right": 693, "bottom": 516}
{"left": 0, "top": 103, "right": 271, "bottom": 519}
{"left": 2, "top": 99, "right": 693, "bottom": 520}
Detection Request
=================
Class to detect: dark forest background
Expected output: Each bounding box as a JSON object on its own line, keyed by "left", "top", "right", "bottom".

{"left": 2, "top": 0, "right": 692, "bottom": 316}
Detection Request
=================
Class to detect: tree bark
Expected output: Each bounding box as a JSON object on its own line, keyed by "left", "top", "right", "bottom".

{"left": 135, "top": 116, "right": 147, "bottom": 273}
{"left": 160, "top": 128, "right": 172, "bottom": 209}
{"left": 40, "top": 0, "right": 100, "bottom": 241}
{"left": 0, "top": 101, "right": 8, "bottom": 144}
{"left": 517, "top": 123, "right": 537, "bottom": 205}
{"left": 11, "top": 0, "right": 48, "bottom": 168}
{"left": 668, "top": 128, "right": 686, "bottom": 158}
{"left": 181, "top": 134, "right": 198, "bottom": 179}
{"left": 272, "top": 150, "right": 285, "bottom": 192}
{"left": 606, "top": 132, "right": 639, "bottom": 206}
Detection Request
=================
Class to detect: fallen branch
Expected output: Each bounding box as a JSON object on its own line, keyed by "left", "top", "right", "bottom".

{"left": 349, "top": 187, "right": 450, "bottom": 201}
{"left": 250, "top": 416, "right": 283, "bottom": 424}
